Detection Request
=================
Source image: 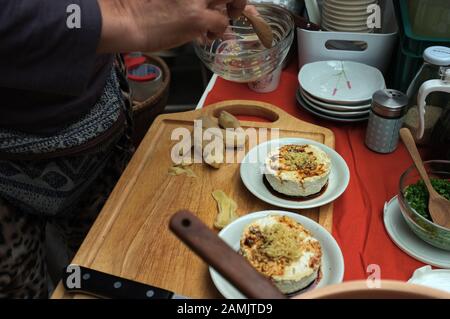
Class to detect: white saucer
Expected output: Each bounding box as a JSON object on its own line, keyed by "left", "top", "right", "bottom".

{"left": 210, "top": 210, "right": 345, "bottom": 299}
{"left": 322, "top": 8, "right": 371, "bottom": 22}
{"left": 301, "top": 87, "right": 371, "bottom": 111}
{"left": 240, "top": 138, "right": 350, "bottom": 209}
{"left": 383, "top": 196, "right": 450, "bottom": 269}
{"left": 408, "top": 266, "right": 450, "bottom": 293}
{"left": 324, "top": 0, "right": 376, "bottom": 12}
{"left": 299, "top": 61, "right": 385, "bottom": 104}
{"left": 300, "top": 90, "right": 370, "bottom": 118}
{"left": 297, "top": 89, "right": 370, "bottom": 123}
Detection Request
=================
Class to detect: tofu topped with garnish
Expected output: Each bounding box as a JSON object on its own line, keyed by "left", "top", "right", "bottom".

{"left": 265, "top": 144, "right": 331, "bottom": 197}
{"left": 240, "top": 215, "right": 322, "bottom": 295}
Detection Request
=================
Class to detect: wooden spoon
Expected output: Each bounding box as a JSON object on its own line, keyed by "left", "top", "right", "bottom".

{"left": 400, "top": 128, "right": 450, "bottom": 229}
{"left": 169, "top": 210, "right": 286, "bottom": 299}
{"left": 242, "top": 12, "right": 273, "bottom": 49}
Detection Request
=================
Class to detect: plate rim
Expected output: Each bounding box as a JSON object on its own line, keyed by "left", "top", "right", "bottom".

{"left": 324, "top": 1, "right": 377, "bottom": 12}
{"left": 300, "top": 87, "right": 371, "bottom": 111}
{"left": 322, "top": 8, "right": 371, "bottom": 22}
{"left": 300, "top": 90, "right": 370, "bottom": 117}
{"left": 239, "top": 137, "right": 350, "bottom": 209}
{"left": 383, "top": 196, "right": 450, "bottom": 269}
{"left": 296, "top": 89, "right": 370, "bottom": 122}
{"left": 210, "top": 210, "right": 345, "bottom": 299}
{"left": 299, "top": 60, "right": 385, "bottom": 104}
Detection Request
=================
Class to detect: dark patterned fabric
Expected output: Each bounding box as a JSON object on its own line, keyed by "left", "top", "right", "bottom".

{"left": 0, "top": 67, "right": 129, "bottom": 217}
{"left": 0, "top": 136, "right": 132, "bottom": 298}
{"left": 0, "top": 56, "right": 135, "bottom": 298}
{"left": 0, "top": 200, "right": 47, "bottom": 298}
{"left": 0, "top": 69, "right": 122, "bottom": 155}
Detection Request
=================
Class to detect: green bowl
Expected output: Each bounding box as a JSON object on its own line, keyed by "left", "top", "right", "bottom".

{"left": 398, "top": 160, "right": 450, "bottom": 251}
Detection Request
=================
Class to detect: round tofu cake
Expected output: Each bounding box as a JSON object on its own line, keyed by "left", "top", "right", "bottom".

{"left": 264, "top": 144, "right": 331, "bottom": 197}
{"left": 240, "top": 215, "right": 322, "bottom": 294}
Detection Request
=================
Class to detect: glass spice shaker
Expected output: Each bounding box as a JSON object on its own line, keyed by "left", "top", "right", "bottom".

{"left": 365, "top": 89, "right": 409, "bottom": 154}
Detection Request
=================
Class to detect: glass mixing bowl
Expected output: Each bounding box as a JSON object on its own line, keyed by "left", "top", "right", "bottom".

{"left": 193, "top": 4, "right": 294, "bottom": 83}
{"left": 398, "top": 160, "right": 450, "bottom": 251}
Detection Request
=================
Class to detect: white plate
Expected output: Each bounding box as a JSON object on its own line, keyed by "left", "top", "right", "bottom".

{"left": 324, "top": 0, "right": 376, "bottom": 10}
{"left": 408, "top": 266, "right": 450, "bottom": 293}
{"left": 322, "top": 8, "right": 370, "bottom": 22}
{"left": 383, "top": 196, "right": 450, "bottom": 269}
{"left": 210, "top": 210, "right": 345, "bottom": 299}
{"left": 300, "top": 90, "right": 370, "bottom": 117}
{"left": 297, "top": 89, "right": 370, "bottom": 123}
{"left": 324, "top": 0, "right": 376, "bottom": 12}
{"left": 326, "top": 0, "right": 377, "bottom": 5}
{"left": 240, "top": 137, "right": 350, "bottom": 209}
{"left": 322, "top": 6, "right": 371, "bottom": 18}
{"left": 299, "top": 61, "right": 385, "bottom": 104}
{"left": 301, "top": 87, "right": 371, "bottom": 111}
{"left": 322, "top": 1, "right": 375, "bottom": 16}
{"left": 301, "top": 97, "right": 370, "bottom": 118}
{"left": 322, "top": 14, "right": 370, "bottom": 27}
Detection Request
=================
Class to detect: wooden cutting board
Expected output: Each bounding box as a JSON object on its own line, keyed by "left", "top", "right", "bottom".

{"left": 52, "top": 100, "right": 335, "bottom": 299}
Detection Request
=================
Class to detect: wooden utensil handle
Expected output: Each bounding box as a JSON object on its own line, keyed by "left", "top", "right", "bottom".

{"left": 169, "top": 210, "right": 286, "bottom": 299}
{"left": 241, "top": 12, "right": 273, "bottom": 49}
{"left": 207, "top": 100, "right": 281, "bottom": 124}
{"left": 399, "top": 128, "right": 437, "bottom": 197}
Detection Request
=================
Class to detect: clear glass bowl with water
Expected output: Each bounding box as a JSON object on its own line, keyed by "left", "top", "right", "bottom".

{"left": 193, "top": 4, "right": 294, "bottom": 83}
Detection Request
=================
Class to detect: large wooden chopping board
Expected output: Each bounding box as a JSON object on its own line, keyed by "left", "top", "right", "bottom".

{"left": 52, "top": 100, "right": 335, "bottom": 299}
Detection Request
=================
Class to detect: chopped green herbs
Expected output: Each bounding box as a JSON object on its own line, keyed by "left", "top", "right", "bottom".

{"left": 405, "top": 179, "right": 450, "bottom": 220}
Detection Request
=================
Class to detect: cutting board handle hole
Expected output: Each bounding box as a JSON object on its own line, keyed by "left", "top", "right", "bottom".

{"left": 181, "top": 219, "right": 191, "bottom": 227}
{"left": 211, "top": 105, "right": 280, "bottom": 123}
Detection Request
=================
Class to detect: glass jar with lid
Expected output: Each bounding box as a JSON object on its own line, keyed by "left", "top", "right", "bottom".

{"left": 403, "top": 46, "right": 450, "bottom": 146}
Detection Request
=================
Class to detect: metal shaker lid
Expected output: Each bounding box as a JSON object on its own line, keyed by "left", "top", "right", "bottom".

{"left": 372, "top": 89, "right": 409, "bottom": 118}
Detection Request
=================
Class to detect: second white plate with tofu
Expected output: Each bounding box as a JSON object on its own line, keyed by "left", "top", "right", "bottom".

{"left": 240, "top": 138, "right": 350, "bottom": 209}
{"left": 210, "top": 210, "right": 345, "bottom": 299}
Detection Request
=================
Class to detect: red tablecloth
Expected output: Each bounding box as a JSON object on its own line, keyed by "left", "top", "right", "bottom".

{"left": 203, "top": 60, "right": 425, "bottom": 282}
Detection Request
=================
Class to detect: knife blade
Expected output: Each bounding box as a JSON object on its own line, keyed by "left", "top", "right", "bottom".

{"left": 61, "top": 265, "right": 188, "bottom": 299}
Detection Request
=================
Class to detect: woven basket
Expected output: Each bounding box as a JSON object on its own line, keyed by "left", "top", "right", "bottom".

{"left": 131, "top": 54, "right": 171, "bottom": 146}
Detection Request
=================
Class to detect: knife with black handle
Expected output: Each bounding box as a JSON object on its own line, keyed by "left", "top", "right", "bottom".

{"left": 62, "top": 265, "right": 187, "bottom": 299}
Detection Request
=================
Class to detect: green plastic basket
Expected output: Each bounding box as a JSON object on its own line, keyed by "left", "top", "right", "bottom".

{"left": 391, "top": 36, "right": 422, "bottom": 92}
{"left": 391, "top": 0, "right": 450, "bottom": 92}
{"left": 400, "top": 0, "right": 450, "bottom": 40}
{"left": 396, "top": 0, "right": 450, "bottom": 54}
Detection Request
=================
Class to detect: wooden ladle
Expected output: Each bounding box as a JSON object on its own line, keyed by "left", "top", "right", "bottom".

{"left": 400, "top": 128, "right": 450, "bottom": 229}
{"left": 242, "top": 11, "right": 273, "bottom": 49}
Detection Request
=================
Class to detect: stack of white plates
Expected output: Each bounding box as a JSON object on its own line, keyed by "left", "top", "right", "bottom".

{"left": 297, "top": 60, "right": 385, "bottom": 122}
{"left": 322, "top": 0, "right": 378, "bottom": 33}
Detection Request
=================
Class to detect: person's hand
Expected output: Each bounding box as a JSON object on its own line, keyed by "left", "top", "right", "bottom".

{"left": 97, "top": 0, "right": 247, "bottom": 53}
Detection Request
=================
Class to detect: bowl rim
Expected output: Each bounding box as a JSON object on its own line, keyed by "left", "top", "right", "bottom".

{"left": 193, "top": 3, "right": 295, "bottom": 59}
{"left": 296, "top": 280, "right": 450, "bottom": 299}
{"left": 398, "top": 160, "right": 450, "bottom": 233}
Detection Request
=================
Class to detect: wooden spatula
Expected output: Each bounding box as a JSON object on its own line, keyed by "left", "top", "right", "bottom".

{"left": 242, "top": 12, "right": 273, "bottom": 49}
{"left": 169, "top": 210, "right": 286, "bottom": 299}
{"left": 400, "top": 128, "right": 450, "bottom": 229}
